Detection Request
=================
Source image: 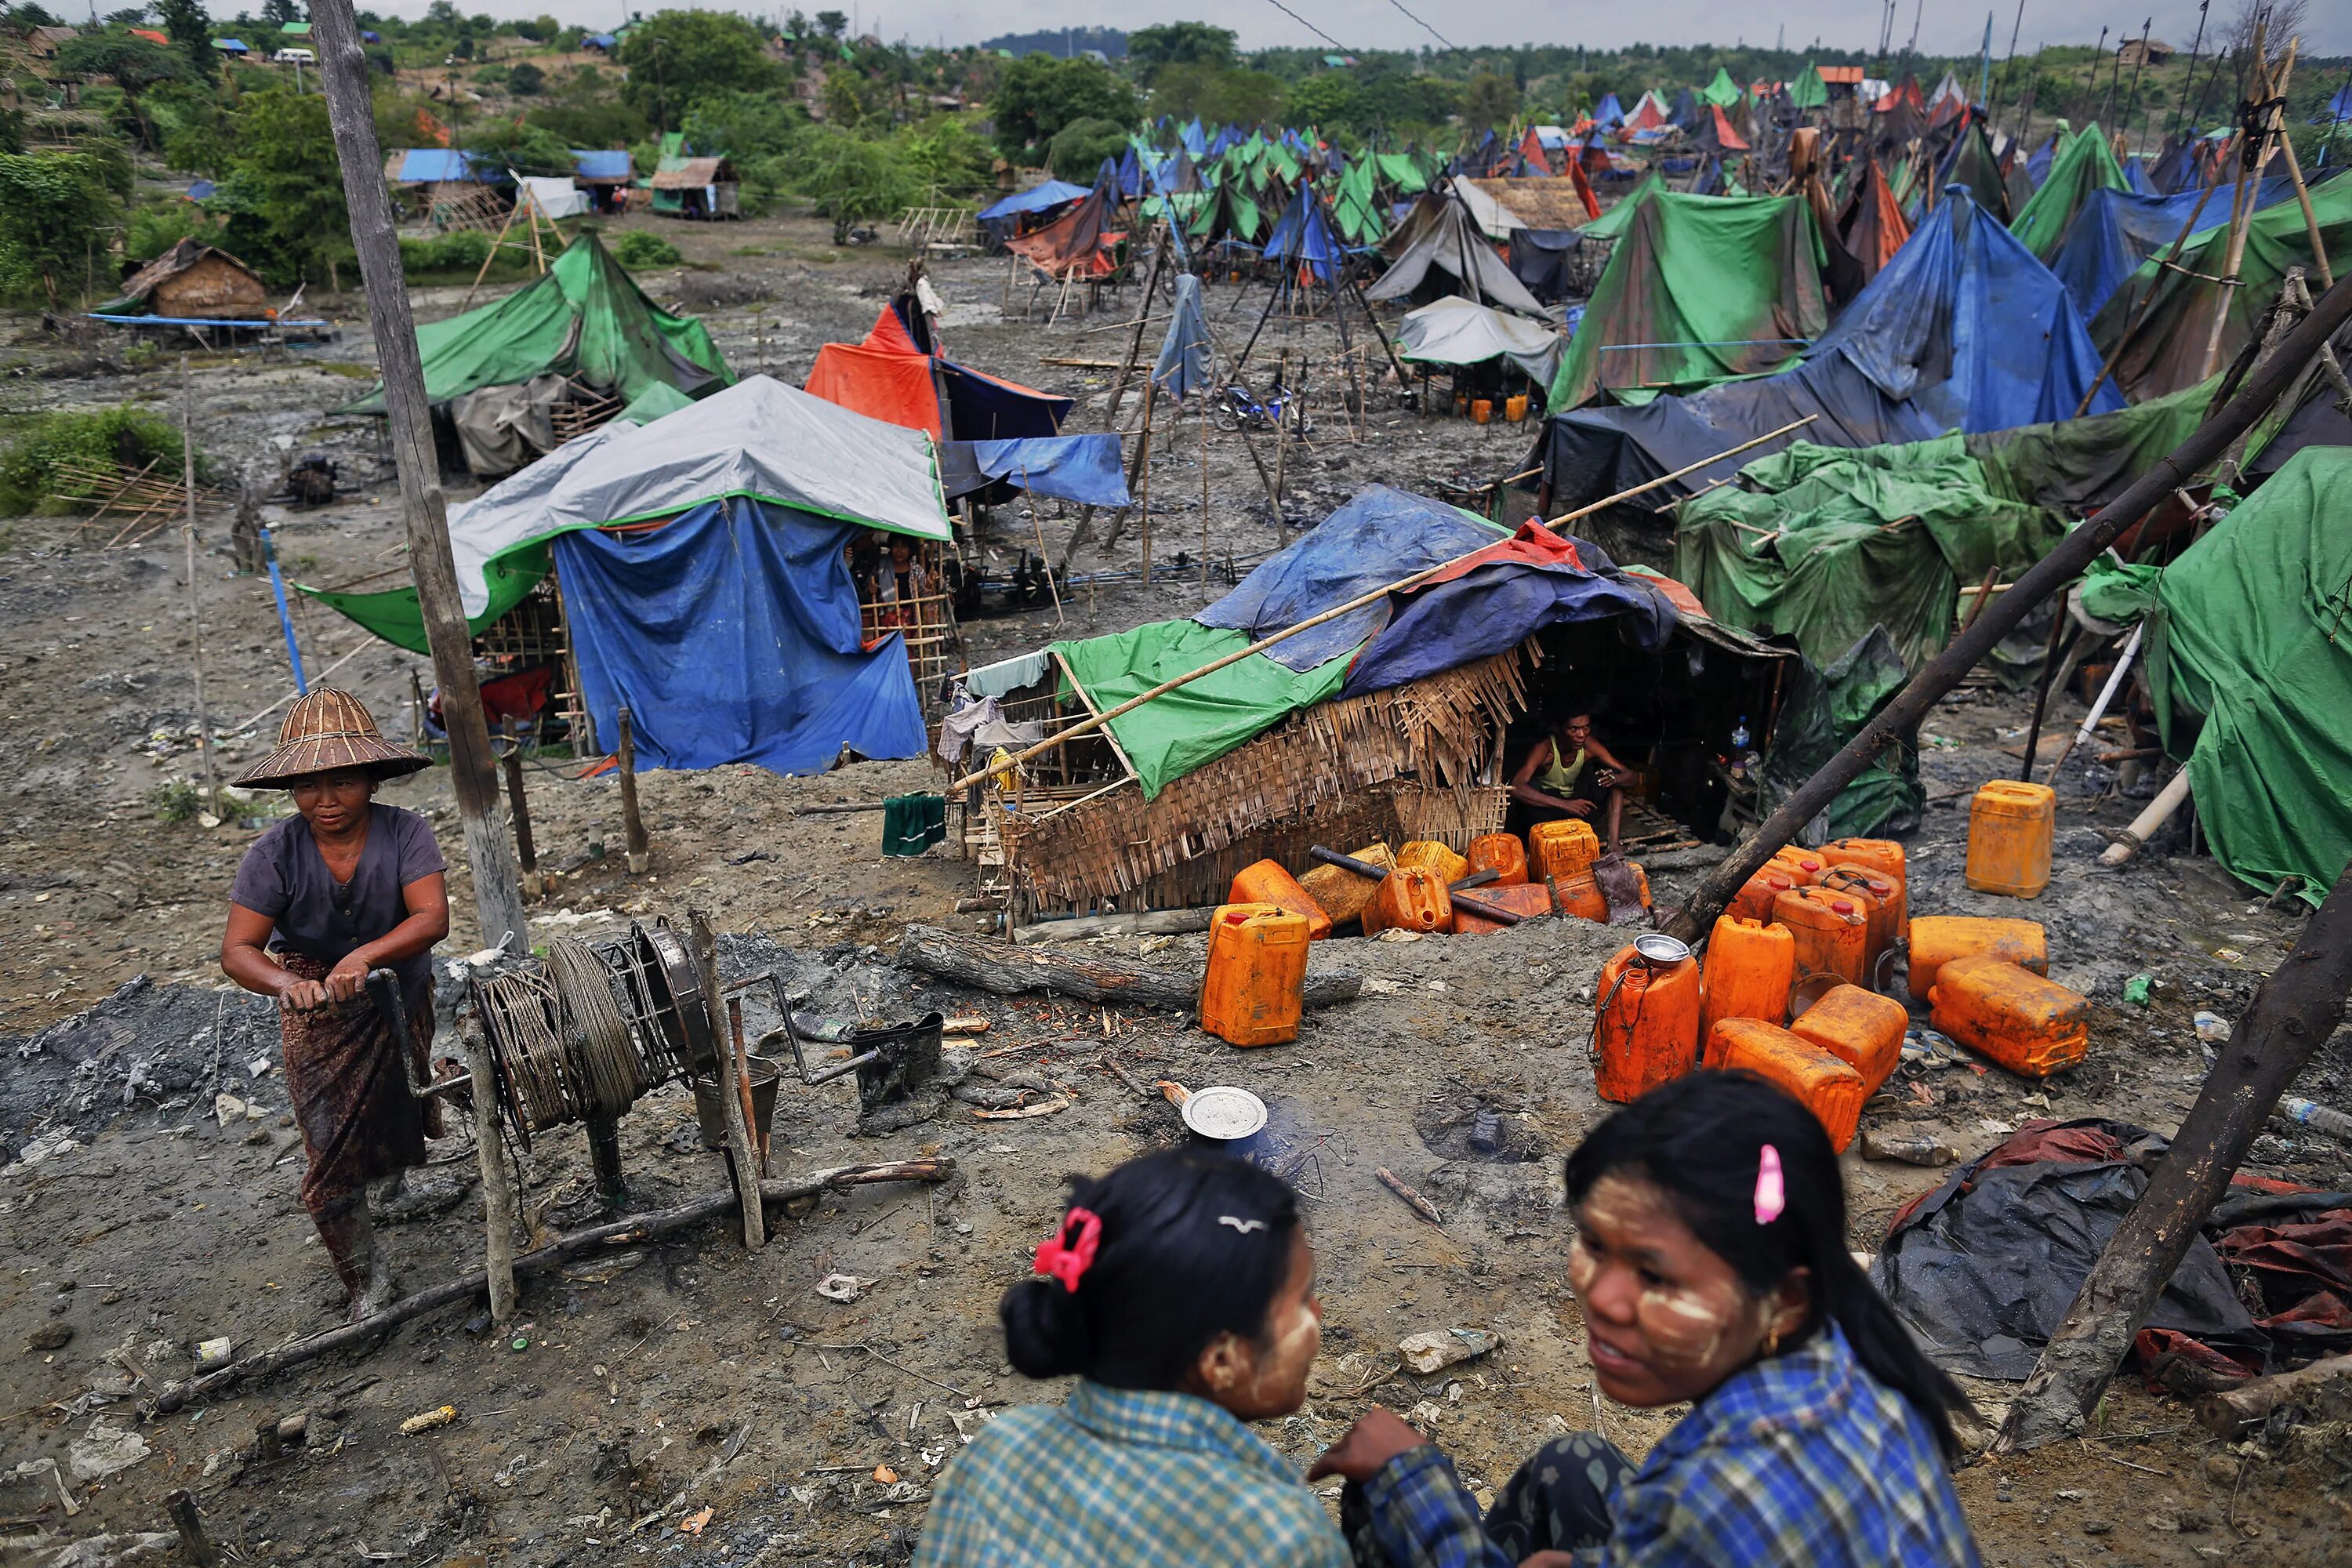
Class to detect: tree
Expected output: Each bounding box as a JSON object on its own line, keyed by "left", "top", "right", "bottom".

{"left": 154, "top": 0, "right": 215, "bottom": 78}
{"left": 214, "top": 88, "right": 349, "bottom": 285}
{"left": 1149, "top": 64, "right": 1283, "bottom": 126}
{"left": 1463, "top": 70, "right": 1519, "bottom": 133}
{"left": 0, "top": 152, "right": 124, "bottom": 305}
{"left": 1127, "top": 22, "right": 1235, "bottom": 86}
{"left": 1285, "top": 71, "right": 1366, "bottom": 135}
{"left": 618, "top": 10, "right": 781, "bottom": 133}
{"left": 989, "top": 53, "right": 1137, "bottom": 159}
{"left": 53, "top": 31, "right": 190, "bottom": 150}
{"left": 261, "top": 0, "right": 302, "bottom": 26}
{"left": 1047, "top": 114, "right": 1126, "bottom": 181}
{"left": 507, "top": 60, "right": 545, "bottom": 95}
{"left": 815, "top": 10, "right": 846, "bottom": 40}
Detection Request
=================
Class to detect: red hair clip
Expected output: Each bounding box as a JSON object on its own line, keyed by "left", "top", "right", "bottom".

{"left": 1033, "top": 1207, "right": 1103, "bottom": 1294}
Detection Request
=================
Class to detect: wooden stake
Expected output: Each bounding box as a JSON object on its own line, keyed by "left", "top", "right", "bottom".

{"left": 456, "top": 1018, "right": 517, "bottom": 1323}
{"left": 165, "top": 1490, "right": 216, "bottom": 1568}
{"left": 458, "top": 198, "right": 518, "bottom": 312}
{"left": 179, "top": 357, "right": 217, "bottom": 815}
{"left": 2197, "top": 31, "right": 2295, "bottom": 382}
{"left": 1134, "top": 379, "right": 1156, "bottom": 586}
{"left": 312, "top": 0, "right": 531, "bottom": 960}
{"left": 1104, "top": 233, "right": 1169, "bottom": 430}
{"left": 616, "top": 704, "right": 649, "bottom": 874}
{"left": 500, "top": 742, "right": 537, "bottom": 895}
{"left": 1199, "top": 401, "right": 1211, "bottom": 595}
{"left": 688, "top": 906, "right": 764, "bottom": 1251}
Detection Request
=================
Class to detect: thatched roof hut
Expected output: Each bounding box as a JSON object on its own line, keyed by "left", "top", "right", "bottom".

{"left": 107, "top": 239, "right": 268, "bottom": 320}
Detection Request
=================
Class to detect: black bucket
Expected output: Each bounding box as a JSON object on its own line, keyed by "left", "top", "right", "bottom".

{"left": 694, "top": 1056, "right": 782, "bottom": 1150}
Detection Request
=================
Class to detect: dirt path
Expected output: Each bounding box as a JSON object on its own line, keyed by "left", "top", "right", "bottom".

{"left": 2, "top": 215, "right": 2348, "bottom": 1564}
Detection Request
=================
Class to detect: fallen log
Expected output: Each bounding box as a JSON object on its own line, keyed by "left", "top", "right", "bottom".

{"left": 1011, "top": 906, "right": 1215, "bottom": 944}
{"left": 144, "top": 1160, "right": 953, "bottom": 1416}
{"left": 2196, "top": 1353, "right": 2352, "bottom": 1436}
{"left": 1993, "top": 859, "right": 2352, "bottom": 1450}
{"left": 900, "top": 924, "right": 1360, "bottom": 1010}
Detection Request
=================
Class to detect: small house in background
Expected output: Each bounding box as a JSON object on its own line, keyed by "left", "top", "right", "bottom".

{"left": 582, "top": 33, "right": 618, "bottom": 54}
{"left": 26, "top": 24, "right": 79, "bottom": 59}
{"left": 102, "top": 239, "right": 267, "bottom": 321}
{"left": 649, "top": 155, "right": 740, "bottom": 220}
{"left": 382, "top": 148, "right": 509, "bottom": 228}
{"left": 212, "top": 38, "right": 251, "bottom": 60}
{"left": 571, "top": 149, "right": 635, "bottom": 213}
{"left": 2117, "top": 38, "right": 2175, "bottom": 67}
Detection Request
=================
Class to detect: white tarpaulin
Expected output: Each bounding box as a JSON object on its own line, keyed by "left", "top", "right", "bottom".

{"left": 1396, "top": 296, "right": 1564, "bottom": 387}
{"left": 442, "top": 373, "right": 950, "bottom": 615}
{"left": 517, "top": 174, "right": 590, "bottom": 220}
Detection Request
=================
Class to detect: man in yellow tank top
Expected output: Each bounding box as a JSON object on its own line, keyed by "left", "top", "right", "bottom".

{"left": 1508, "top": 710, "right": 1629, "bottom": 850}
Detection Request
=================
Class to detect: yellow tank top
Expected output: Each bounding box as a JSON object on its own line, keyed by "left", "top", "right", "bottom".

{"left": 1538, "top": 740, "right": 1588, "bottom": 793}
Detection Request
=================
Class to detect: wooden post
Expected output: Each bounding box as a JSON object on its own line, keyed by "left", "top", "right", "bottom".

{"left": 179, "top": 357, "right": 217, "bottom": 815}
{"left": 456, "top": 1018, "right": 517, "bottom": 1322}
{"left": 615, "top": 704, "right": 649, "bottom": 875}
{"left": 1996, "top": 860, "right": 2352, "bottom": 1450}
{"left": 1199, "top": 401, "right": 1211, "bottom": 595}
{"left": 1134, "top": 378, "right": 1156, "bottom": 586}
{"left": 458, "top": 198, "right": 518, "bottom": 313}
{"left": 1270, "top": 350, "right": 1290, "bottom": 535}
{"left": 1663, "top": 271, "right": 2352, "bottom": 944}
{"left": 500, "top": 742, "right": 538, "bottom": 895}
{"left": 2197, "top": 31, "right": 2294, "bottom": 382}
{"left": 1104, "top": 233, "right": 1169, "bottom": 430}
{"left": 688, "top": 906, "right": 764, "bottom": 1250}
{"left": 311, "top": 0, "right": 532, "bottom": 960}
{"left": 2016, "top": 593, "right": 2074, "bottom": 782}
{"left": 165, "top": 1490, "right": 216, "bottom": 1568}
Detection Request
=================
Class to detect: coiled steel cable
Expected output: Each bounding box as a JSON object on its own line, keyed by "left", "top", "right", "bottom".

{"left": 546, "top": 937, "right": 643, "bottom": 1120}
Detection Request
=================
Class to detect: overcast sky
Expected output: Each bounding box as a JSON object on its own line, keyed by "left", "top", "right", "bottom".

{"left": 342, "top": 2, "right": 2350, "bottom": 58}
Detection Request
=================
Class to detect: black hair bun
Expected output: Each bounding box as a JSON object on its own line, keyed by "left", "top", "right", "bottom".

{"left": 1000, "top": 1277, "right": 1094, "bottom": 1378}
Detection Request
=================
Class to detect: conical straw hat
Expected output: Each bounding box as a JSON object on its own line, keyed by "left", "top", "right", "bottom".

{"left": 230, "top": 686, "right": 431, "bottom": 789}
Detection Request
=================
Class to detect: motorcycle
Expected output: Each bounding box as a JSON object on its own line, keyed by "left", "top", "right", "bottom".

{"left": 1211, "top": 376, "right": 1308, "bottom": 435}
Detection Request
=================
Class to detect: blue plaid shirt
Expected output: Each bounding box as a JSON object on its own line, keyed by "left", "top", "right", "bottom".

{"left": 1363, "top": 1323, "right": 1983, "bottom": 1568}
{"left": 914, "top": 1378, "right": 1352, "bottom": 1568}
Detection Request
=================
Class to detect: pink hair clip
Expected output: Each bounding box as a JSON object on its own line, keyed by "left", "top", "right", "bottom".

{"left": 1753, "top": 1144, "right": 1785, "bottom": 1225}
{"left": 1033, "top": 1207, "right": 1103, "bottom": 1293}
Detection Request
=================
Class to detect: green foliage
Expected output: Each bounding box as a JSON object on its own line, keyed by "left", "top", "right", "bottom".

{"left": 1047, "top": 116, "right": 1127, "bottom": 183}
{"left": 214, "top": 89, "right": 349, "bottom": 285}
{"left": 0, "top": 108, "right": 22, "bottom": 157}
{"left": 822, "top": 69, "right": 889, "bottom": 130}
{"left": 0, "top": 151, "right": 124, "bottom": 305}
{"left": 785, "top": 123, "right": 927, "bottom": 221}
{"left": 989, "top": 54, "right": 1136, "bottom": 160}
{"left": 397, "top": 230, "right": 492, "bottom": 275}
{"left": 1462, "top": 71, "right": 1518, "bottom": 134}
{"left": 125, "top": 198, "right": 217, "bottom": 262}
{"left": 1148, "top": 64, "right": 1284, "bottom": 126}
{"left": 145, "top": 78, "right": 230, "bottom": 173}
{"left": 895, "top": 114, "right": 994, "bottom": 194}
{"left": 618, "top": 10, "right": 781, "bottom": 132}
{"left": 524, "top": 78, "right": 649, "bottom": 154}
{"left": 609, "top": 230, "right": 681, "bottom": 269}
{"left": 1284, "top": 71, "right": 1367, "bottom": 135}
{"left": 463, "top": 117, "right": 574, "bottom": 176}
{"left": 154, "top": 0, "right": 216, "bottom": 78}
{"left": 1127, "top": 23, "right": 1235, "bottom": 86}
{"left": 0, "top": 406, "right": 192, "bottom": 514}
{"left": 471, "top": 64, "right": 506, "bottom": 87}
{"left": 508, "top": 60, "right": 545, "bottom": 96}
{"left": 53, "top": 30, "right": 190, "bottom": 95}
{"left": 681, "top": 89, "right": 804, "bottom": 162}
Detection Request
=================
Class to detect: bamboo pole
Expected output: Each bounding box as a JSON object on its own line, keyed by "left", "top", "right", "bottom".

{"left": 948, "top": 416, "right": 1817, "bottom": 792}
{"left": 2197, "top": 31, "right": 2294, "bottom": 382}
{"left": 2075, "top": 172, "right": 2223, "bottom": 414}
{"left": 179, "top": 358, "right": 217, "bottom": 815}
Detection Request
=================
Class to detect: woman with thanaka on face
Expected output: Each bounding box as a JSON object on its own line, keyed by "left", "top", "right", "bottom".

{"left": 913, "top": 1149, "right": 1356, "bottom": 1567}
{"left": 1316, "top": 1072, "right": 1984, "bottom": 1568}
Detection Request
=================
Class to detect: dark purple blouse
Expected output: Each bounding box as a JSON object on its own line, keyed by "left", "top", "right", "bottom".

{"left": 229, "top": 803, "right": 447, "bottom": 992}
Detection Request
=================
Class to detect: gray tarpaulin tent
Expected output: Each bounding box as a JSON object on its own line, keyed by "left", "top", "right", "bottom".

{"left": 1365, "top": 190, "right": 1552, "bottom": 318}
{"left": 1396, "top": 296, "right": 1563, "bottom": 387}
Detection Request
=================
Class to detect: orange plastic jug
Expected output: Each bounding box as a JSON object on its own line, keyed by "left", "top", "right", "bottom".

{"left": 1965, "top": 781, "right": 2056, "bottom": 898}
{"left": 1727, "top": 867, "right": 1801, "bottom": 924}
{"left": 1228, "top": 860, "right": 1333, "bottom": 942}
{"left": 1929, "top": 954, "right": 2089, "bottom": 1077}
{"left": 1552, "top": 869, "right": 1610, "bottom": 923}
{"left": 1199, "top": 903, "right": 1311, "bottom": 1047}
{"left": 1397, "top": 840, "right": 1470, "bottom": 886}
{"left": 1465, "top": 833, "right": 1529, "bottom": 887}
{"left": 1769, "top": 847, "right": 1829, "bottom": 886}
{"left": 1592, "top": 939, "right": 1702, "bottom": 1102}
{"left": 1906, "top": 915, "right": 2046, "bottom": 1003}
{"left": 1788, "top": 982, "right": 1907, "bottom": 1095}
{"left": 1471, "top": 398, "right": 1494, "bottom": 424}
{"left": 1298, "top": 842, "right": 1394, "bottom": 929}
{"left": 1705, "top": 1018, "right": 1867, "bottom": 1152}
{"left": 1820, "top": 865, "right": 1900, "bottom": 975}
{"left": 1505, "top": 393, "right": 1530, "bottom": 423}
{"left": 1530, "top": 818, "right": 1601, "bottom": 882}
{"left": 1362, "top": 866, "right": 1451, "bottom": 936}
{"left": 1452, "top": 881, "right": 1553, "bottom": 935}
{"left": 1820, "top": 837, "right": 1907, "bottom": 920}
{"left": 1773, "top": 886, "right": 1870, "bottom": 988}
{"left": 1700, "top": 915, "right": 1795, "bottom": 1043}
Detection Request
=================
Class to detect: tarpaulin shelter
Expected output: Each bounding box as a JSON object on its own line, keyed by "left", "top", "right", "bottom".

{"left": 1546, "top": 189, "right": 1829, "bottom": 409}
{"left": 2046, "top": 173, "right": 2304, "bottom": 319}
{"left": 1623, "top": 92, "right": 1672, "bottom": 134}
{"left": 1396, "top": 296, "right": 1563, "bottom": 387}
{"left": 1702, "top": 68, "right": 1744, "bottom": 107}
{"left": 1788, "top": 65, "right": 1829, "bottom": 111}
{"left": 1004, "top": 178, "right": 1125, "bottom": 278}
{"left": 2080, "top": 447, "right": 2352, "bottom": 906}
{"left": 977, "top": 178, "right": 1089, "bottom": 252}
{"left": 337, "top": 231, "right": 730, "bottom": 469}
{"left": 1150, "top": 273, "right": 1216, "bottom": 399}
{"left": 1365, "top": 189, "right": 1550, "bottom": 317}
{"left": 2088, "top": 171, "right": 2352, "bottom": 399}
{"left": 1187, "top": 180, "right": 1265, "bottom": 249}
{"left": 1504, "top": 230, "right": 1583, "bottom": 305}
{"left": 935, "top": 434, "right": 1130, "bottom": 510}
{"left": 1875, "top": 73, "right": 1926, "bottom": 114}
{"left": 1592, "top": 93, "right": 1626, "bottom": 129}
{"left": 1669, "top": 87, "right": 1707, "bottom": 133}
{"left": 1258, "top": 183, "right": 1346, "bottom": 283}
{"left": 806, "top": 300, "right": 1070, "bottom": 442}
{"left": 1925, "top": 71, "right": 1969, "bottom": 129}
{"left": 1159, "top": 148, "right": 1205, "bottom": 194}
{"left": 2009, "top": 121, "right": 2127, "bottom": 257}
{"left": 306, "top": 376, "right": 951, "bottom": 779}
{"left": 1835, "top": 158, "right": 1913, "bottom": 283}
{"left": 1934, "top": 120, "right": 2013, "bottom": 223}
{"left": 1330, "top": 154, "right": 1387, "bottom": 246}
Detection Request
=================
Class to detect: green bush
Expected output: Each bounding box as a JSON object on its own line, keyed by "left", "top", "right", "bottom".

{"left": 508, "top": 60, "right": 546, "bottom": 96}
{"left": 610, "top": 230, "right": 681, "bottom": 269}
{"left": 397, "top": 229, "right": 495, "bottom": 275}
{"left": 1047, "top": 117, "right": 1127, "bottom": 183}
{"left": 0, "top": 408, "right": 198, "bottom": 514}
{"left": 126, "top": 201, "right": 216, "bottom": 263}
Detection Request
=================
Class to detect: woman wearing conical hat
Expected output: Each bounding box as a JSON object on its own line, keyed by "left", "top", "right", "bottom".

{"left": 218, "top": 688, "right": 449, "bottom": 1322}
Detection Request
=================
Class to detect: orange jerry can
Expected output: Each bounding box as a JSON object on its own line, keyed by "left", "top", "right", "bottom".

{"left": 1788, "top": 982, "right": 1908, "bottom": 1095}
{"left": 1773, "top": 885, "right": 1870, "bottom": 988}
{"left": 1769, "top": 847, "right": 1830, "bottom": 886}
{"left": 1965, "top": 781, "right": 2056, "bottom": 898}
{"left": 1727, "top": 867, "right": 1802, "bottom": 924}
{"left": 1298, "top": 842, "right": 1394, "bottom": 929}
{"left": 1592, "top": 937, "right": 1702, "bottom": 1102}
{"left": 1820, "top": 864, "right": 1900, "bottom": 974}
{"left": 1705, "top": 1019, "right": 1867, "bottom": 1152}
{"left": 1362, "top": 867, "right": 1452, "bottom": 936}
{"left": 1906, "top": 915, "right": 2047, "bottom": 1003}
{"left": 1229, "top": 860, "right": 1333, "bottom": 942}
{"left": 1465, "top": 832, "right": 1529, "bottom": 887}
{"left": 1820, "top": 838, "right": 1907, "bottom": 923}
{"left": 1552, "top": 869, "right": 1610, "bottom": 923}
{"left": 1699, "top": 915, "right": 1795, "bottom": 1043}
{"left": 1452, "top": 881, "right": 1552, "bottom": 935}
{"left": 1929, "top": 954, "right": 2090, "bottom": 1078}
{"left": 1199, "top": 903, "right": 1311, "bottom": 1047}
{"left": 1397, "top": 840, "right": 1470, "bottom": 886}
{"left": 1530, "top": 818, "right": 1601, "bottom": 883}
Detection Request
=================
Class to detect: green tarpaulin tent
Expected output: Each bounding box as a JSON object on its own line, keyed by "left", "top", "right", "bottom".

{"left": 1701, "top": 67, "right": 1743, "bottom": 107}
{"left": 2080, "top": 448, "right": 2352, "bottom": 906}
{"left": 1548, "top": 190, "right": 1828, "bottom": 408}
{"left": 2009, "top": 121, "right": 2126, "bottom": 258}
{"left": 1789, "top": 64, "right": 1829, "bottom": 110}
{"left": 1330, "top": 154, "right": 1385, "bottom": 245}
{"left": 2088, "top": 171, "right": 2352, "bottom": 401}
{"left": 338, "top": 230, "right": 731, "bottom": 415}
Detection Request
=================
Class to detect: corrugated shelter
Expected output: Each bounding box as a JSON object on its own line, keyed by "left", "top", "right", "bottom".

{"left": 806, "top": 300, "right": 1069, "bottom": 442}
{"left": 96, "top": 238, "right": 267, "bottom": 320}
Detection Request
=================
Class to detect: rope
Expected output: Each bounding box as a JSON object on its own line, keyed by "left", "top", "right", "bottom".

{"left": 546, "top": 938, "right": 642, "bottom": 1120}
{"left": 477, "top": 968, "right": 576, "bottom": 1132}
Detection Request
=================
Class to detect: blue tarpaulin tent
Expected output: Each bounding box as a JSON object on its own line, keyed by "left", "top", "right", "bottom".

{"left": 1260, "top": 184, "right": 1346, "bottom": 281}
{"left": 572, "top": 149, "right": 635, "bottom": 180}
{"left": 1593, "top": 93, "right": 1626, "bottom": 128}
{"left": 555, "top": 498, "right": 927, "bottom": 775}
{"left": 1181, "top": 117, "right": 1207, "bottom": 156}
{"left": 390, "top": 148, "right": 500, "bottom": 183}
{"left": 2045, "top": 176, "right": 2303, "bottom": 318}
{"left": 1151, "top": 274, "right": 1215, "bottom": 400}
{"left": 978, "top": 180, "right": 1090, "bottom": 222}
{"left": 936, "top": 434, "right": 1130, "bottom": 508}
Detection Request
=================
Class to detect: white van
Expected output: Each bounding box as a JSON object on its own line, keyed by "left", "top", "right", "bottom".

{"left": 273, "top": 48, "right": 315, "bottom": 64}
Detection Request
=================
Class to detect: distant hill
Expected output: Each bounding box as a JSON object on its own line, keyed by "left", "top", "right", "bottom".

{"left": 979, "top": 27, "right": 1127, "bottom": 60}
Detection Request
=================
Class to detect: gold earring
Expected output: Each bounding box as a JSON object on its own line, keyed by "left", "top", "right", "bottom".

{"left": 1762, "top": 1326, "right": 1781, "bottom": 1357}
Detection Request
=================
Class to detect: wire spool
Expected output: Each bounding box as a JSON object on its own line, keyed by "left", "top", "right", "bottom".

{"left": 546, "top": 938, "right": 647, "bottom": 1120}
{"left": 476, "top": 967, "right": 578, "bottom": 1142}
{"left": 470, "top": 924, "right": 702, "bottom": 1144}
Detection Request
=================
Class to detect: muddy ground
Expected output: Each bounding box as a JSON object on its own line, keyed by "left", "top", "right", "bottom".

{"left": 2, "top": 209, "right": 2349, "bottom": 1567}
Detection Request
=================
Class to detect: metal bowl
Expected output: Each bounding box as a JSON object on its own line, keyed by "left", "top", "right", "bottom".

{"left": 1632, "top": 933, "right": 1692, "bottom": 967}
{"left": 1181, "top": 1085, "right": 1269, "bottom": 1142}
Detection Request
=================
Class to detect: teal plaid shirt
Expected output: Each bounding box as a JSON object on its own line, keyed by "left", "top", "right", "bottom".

{"left": 914, "top": 1379, "right": 1352, "bottom": 1568}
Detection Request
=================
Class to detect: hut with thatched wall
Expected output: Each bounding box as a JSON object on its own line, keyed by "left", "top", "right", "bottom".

{"left": 104, "top": 239, "right": 268, "bottom": 320}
